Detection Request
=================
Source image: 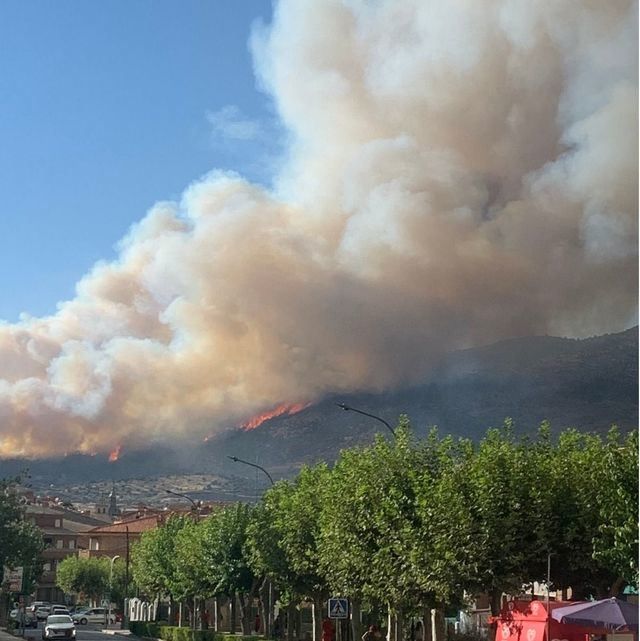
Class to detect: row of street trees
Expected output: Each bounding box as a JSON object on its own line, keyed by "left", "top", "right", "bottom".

{"left": 131, "top": 421, "right": 638, "bottom": 641}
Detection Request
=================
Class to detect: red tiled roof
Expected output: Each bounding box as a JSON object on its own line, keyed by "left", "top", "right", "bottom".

{"left": 87, "top": 515, "right": 161, "bottom": 534}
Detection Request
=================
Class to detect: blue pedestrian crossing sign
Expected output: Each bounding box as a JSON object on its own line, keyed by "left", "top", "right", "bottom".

{"left": 328, "top": 598, "right": 348, "bottom": 619}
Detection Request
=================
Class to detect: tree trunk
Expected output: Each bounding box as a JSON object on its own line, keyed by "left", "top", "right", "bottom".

{"left": 396, "top": 610, "right": 404, "bottom": 641}
{"left": 296, "top": 605, "right": 303, "bottom": 641}
{"left": 313, "top": 596, "right": 323, "bottom": 641}
{"left": 488, "top": 590, "right": 502, "bottom": 641}
{"left": 422, "top": 607, "right": 433, "bottom": 641}
{"left": 350, "top": 598, "right": 362, "bottom": 641}
{"left": 431, "top": 607, "right": 445, "bottom": 641}
{"left": 259, "top": 579, "right": 270, "bottom": 638}
{"left": 238, "top": 592, "right": 252, "bottom": 635}
{"left": 240, "top": 578, "right": 262, "bottom": 635}
{"left": 287, "top": 602, "right": 297, "bottom": 641}
{"left": 387, "top": 608, "right": 393, "bottom": 641}
{"left": 230, "top": 593, "right": 237, "bottom": 635}
{"left": 213, "top": 597, "right": 223, "bottom": 632}
{"left": 609, "top": 577, "right": 626, "bottom": 597}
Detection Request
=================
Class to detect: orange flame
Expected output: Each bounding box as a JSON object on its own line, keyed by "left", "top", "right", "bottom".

{"left": 108, "top": 445, "right": 121, "bottom": 462}
{"left": 241, "top": 402, "right": 310, "bottom": 430}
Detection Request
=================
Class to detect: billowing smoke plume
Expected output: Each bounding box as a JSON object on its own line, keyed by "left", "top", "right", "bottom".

{"left": 0, "top": 0, "right": 637, "bottom": 457}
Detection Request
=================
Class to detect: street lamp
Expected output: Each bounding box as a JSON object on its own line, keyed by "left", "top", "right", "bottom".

{"left": 336, "top": 402, "right": 396, "bottom": 437}
{"left": 227, "top": 456, "right": 275, "bottom": 486}
{"left": 108, "top": 555, "right": 120, "bottom": 630}
{"left": 226, "top": 455, "right": 275, "bottom": 637}
{"left": 164, "top": 489, "right": 200, "bottom": 512}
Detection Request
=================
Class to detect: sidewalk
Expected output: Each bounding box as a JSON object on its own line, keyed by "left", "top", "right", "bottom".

{"left": 0, "top": 628, "right": 18, "bottom": 641}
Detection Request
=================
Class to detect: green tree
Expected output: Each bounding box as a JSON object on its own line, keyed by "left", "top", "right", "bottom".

{"left": 591, "top": 428, "right": 639, "bottom": 592}
{"left": 410, "top": 431, "right": 478, "bottom": 634}
{"left": 460, "top": 423, "right": 540, "bottom": 616}
{"left": 56, "top": 556, "right": 108, "bottom": 604}
{"left": 0, "top": 477, "right": 43, "bottom": 596}
{"left": 269, "top": 464, "right": 331, "bottom": 641}
{"left": 131, "top": 514, "right": 190, "bottom": 623}
{"left": 181, "top": 504, "right": 259, "bottom": 635}
{"left": 320, "top": 418, "right": 431, "bottom": 641}
{"left": 245, "top": 495, "right": 297, "bottom": 638}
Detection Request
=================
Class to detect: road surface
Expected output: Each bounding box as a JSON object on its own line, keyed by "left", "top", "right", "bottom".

{"left": 18, "top": 622, "right": 134, "bottom": 641}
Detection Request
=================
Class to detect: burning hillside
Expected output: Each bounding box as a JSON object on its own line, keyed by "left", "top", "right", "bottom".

{"left": 108, "top": 445, "right": 122, "bottom": 463}
{"left": 0, "top": 0, "right": 636, "bottom": 458}
{"left": 241, "top": 402, "right": 310, "bottom": 430}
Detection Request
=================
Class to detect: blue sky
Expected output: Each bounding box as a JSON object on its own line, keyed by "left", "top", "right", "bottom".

{"left": 0, "top": 0, "right": 275, "bottom": 322}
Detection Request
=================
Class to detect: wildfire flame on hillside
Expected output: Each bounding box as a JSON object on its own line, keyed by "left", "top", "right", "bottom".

{"left": 241, "top": 402, "right": 310, "bottom": 430}
{"left": 108, "top": 445, "right": 121, "bottom": 462}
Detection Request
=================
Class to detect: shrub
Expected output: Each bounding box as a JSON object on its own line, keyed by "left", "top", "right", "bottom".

{"left": 128, "top": 621, "right": 164, "bottom": 638}
{"left": 128, "top": 622, "right": 264, "bottom": 641}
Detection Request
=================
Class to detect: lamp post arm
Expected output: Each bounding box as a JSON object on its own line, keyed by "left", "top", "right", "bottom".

{"left": 336, "top": 403, "right": 396, "bottom": 437}
{"left": 227, "top": 456, "right": 275, "bottom": 486}
{"left": 165, "top": 489, "right": 199, "bottom": 511}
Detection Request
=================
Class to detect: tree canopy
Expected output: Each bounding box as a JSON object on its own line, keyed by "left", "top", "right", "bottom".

{"left": 0, "top": 477, "right": 43, "bottom": 593}
{"left": 129, "top": 421, "right": 638, "bottom": 641}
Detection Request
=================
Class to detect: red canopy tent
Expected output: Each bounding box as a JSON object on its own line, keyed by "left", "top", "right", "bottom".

{"left": 493, "top": 600, "right": 608, "bottom": 641}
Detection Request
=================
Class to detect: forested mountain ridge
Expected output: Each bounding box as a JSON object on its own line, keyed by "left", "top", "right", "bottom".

{"left": 1, "top": 327, "right": 636, "bottom": 485}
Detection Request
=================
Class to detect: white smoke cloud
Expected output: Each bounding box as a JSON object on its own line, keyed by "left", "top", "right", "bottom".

{"left": 0, "top": 0, "right": 637, "bottom": 457}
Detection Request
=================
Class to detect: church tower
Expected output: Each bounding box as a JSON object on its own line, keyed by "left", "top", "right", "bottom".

{"left": 107, "top": 483, "right": 121, "bottom": 518}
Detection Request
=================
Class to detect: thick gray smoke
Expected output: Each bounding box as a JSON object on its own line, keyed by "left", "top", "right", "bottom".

{"left": 0, "top": 0, "right": 637, "bottom": 457}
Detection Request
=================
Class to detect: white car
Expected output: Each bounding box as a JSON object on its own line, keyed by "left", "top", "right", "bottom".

{"left": 72, "top": 608, "right": 115, "bottom": 625}
{"left": 42, "top": 615, "right": 76, "bottom": 640}
{"left": 51, "top": 607, "right": 70, "bottom": 616}
{"left": 36, "top": 607, "right": 52, "bottom": 621}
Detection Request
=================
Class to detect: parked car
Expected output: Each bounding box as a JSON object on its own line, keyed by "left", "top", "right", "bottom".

{"left": 51, "top": 607, "right": 70, "bottom": 616}
{"left": 36, "top": 607, "right": 52, "bottom": 621}
{"left": 28, "top": 601, "right": 51, "bottom": 613}
{"left": 42, "top": 615, "right": 76, "bottom": 640}
{"left": 72, "top": 608, "right": 116, "bottom": 625}
{"left": 67, "top": 606, "right": 87, "bottom": 615}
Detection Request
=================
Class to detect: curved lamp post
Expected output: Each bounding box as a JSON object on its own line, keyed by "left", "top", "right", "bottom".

{"left": 164, "top": 489, "right": 200, "bottom": 511}
{"left": 227, "top": 456, "right": 275, "bottom": 486}
{"left": 336, "top": 402, "right": 396, "bottom": 437}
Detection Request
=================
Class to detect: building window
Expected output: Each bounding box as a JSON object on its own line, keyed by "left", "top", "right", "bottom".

{"left": 43, "top": 563, "right": 51, "bottom": 572}
{"left": 55, "top": 519, "right": 61, "bottom": 528}
{"left": 69, "top": 540, "right": 75, "bottom": 549}
{"left": 44, "top": 537, "right": 53, "bottom": 548}
{"left": 56, "top": 540, "right": 63, "bottom": 549}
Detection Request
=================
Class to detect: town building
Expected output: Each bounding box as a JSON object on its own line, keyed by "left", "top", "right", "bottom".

{"left": 24, "top": 505, "right": 106, "bottom": 603}
{"left": 80, "top": 513, "right": 163, "bottom": 560}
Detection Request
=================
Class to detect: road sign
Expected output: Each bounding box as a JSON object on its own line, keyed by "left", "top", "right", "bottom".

{"left": 328, "top": 598, "right": 348, "bottom": 619}
{"left": 3, "top": 567, "right": 24, "bottom": 592}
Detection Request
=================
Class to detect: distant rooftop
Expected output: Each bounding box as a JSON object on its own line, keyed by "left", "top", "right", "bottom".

{"left": 87, "top": 514, "right": 162, "bottom": 534}
{"left": 25, "top": 504, "right": 110, "bottom": 526}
